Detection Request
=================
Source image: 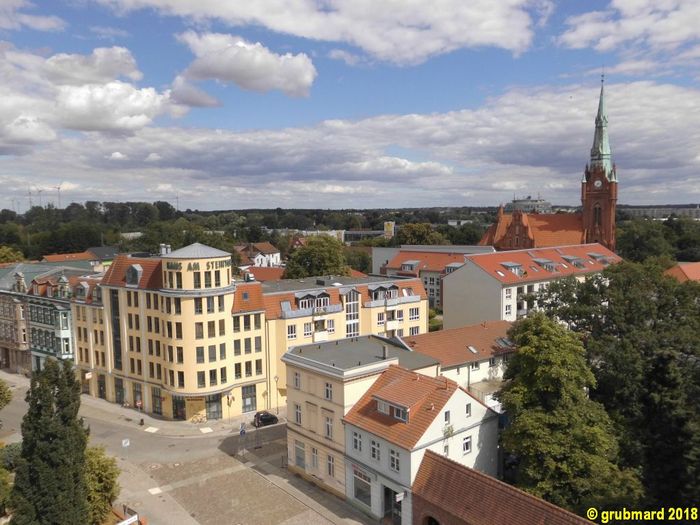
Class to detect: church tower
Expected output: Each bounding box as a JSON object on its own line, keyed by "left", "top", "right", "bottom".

{"left": 582, "top": 76, "right": 617, "bottom": 251}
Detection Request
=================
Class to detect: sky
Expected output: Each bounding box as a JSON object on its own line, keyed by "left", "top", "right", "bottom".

{"left": 1, "top": 0, "right": 699, "bottom": 211}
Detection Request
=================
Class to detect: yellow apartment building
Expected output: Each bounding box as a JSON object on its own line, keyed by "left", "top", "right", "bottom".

{"left": 281, "top": 336, "right": 439, "bottom": 498}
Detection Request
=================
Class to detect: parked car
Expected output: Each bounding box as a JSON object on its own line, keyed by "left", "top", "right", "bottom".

{"left": 253, "top": 410, "right": 278, "bottom": 428}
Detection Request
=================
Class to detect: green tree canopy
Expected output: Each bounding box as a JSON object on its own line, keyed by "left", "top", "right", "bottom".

{"left": 497, "top": 314, "right": 642, "bottom": 514}
{"left": 616, "top": 218, "right": 676, "bottom": 262}
{"left": 283, "top": 236, "right": 350, "bottom": 279}
{"left": 85, "top": 447, "right": 120, "bottom": 525}
{"left": 10, "top": 360, "right": 89, "bottom": 524}
{"left": 393, "top": 223, "right": 448, "bottom": 246}
{"left": 0, "top": 246, "right": 23, "bottom": 264}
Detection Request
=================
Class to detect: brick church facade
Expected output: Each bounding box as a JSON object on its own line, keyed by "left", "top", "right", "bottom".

{"left": 480, "top": 80, "right": 618, "bottom": 252}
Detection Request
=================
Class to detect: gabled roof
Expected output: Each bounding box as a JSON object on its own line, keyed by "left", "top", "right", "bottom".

{"left": 232, "top": 282, "right": 265, "bottom": 314}
{"left": 462, "top": 243, "right": 620, "bottom": 285}
{"left": 413, "top": 450, "right": 591, "bottom": 525}
{"left": 162, "top": 243, "right": 230, "bottom": 259}
{"left": 343, "top": 366, "right": 458, "bottom": 450}
{"left": 480, "top": 211, "right": 584, "bottom": 248}
{"left": 86, "top": 246, "right": 119, "bottom": 260}
{"left": 42, "top": 252, "right": 94, "bottom": 263}
{"left": 384, "top": 251, "right": 467, "bottom": 274}
{"left": 405, "top": 320, "right": 513, "bottom": 368}
{"left": 665, "top": 262, "right": 700, "bottom": 283}
{"left": 101, "top": 255, "right": 162, "bottom": 289}
{"left": 252, "top": 242, "right": 279, "bottom": 255}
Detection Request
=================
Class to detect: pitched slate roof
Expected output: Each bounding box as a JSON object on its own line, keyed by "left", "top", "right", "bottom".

{"left": 665, "top": 262, "right": 700, "bottom": 283}
{"left": 413, "top": 450, "right": 591, "bottom": 525}
{"left": 101, "top": 255, "right": 162, "bottom": 289}
{"left": 343, "top": 365, "right": 458, "bottom": 450}
{"left": 480, "top": 211, "right": 585, "bottom": 248}
{"left": 384, "top": 251, "right": 466, "bottom": 274}
{"left": 86, "top": 246, "right": 119, "bottom": 260}
{"left": 162, "top": 243, "right": 230, "bottom": 259}
{"left": 462, "top": 243, "right": 620, "bottom": 285}
{"left": 405, "top": 320, "right": 513, "bottom": 368}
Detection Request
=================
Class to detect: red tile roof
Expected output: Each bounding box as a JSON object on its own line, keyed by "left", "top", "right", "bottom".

{"left": 384, "top": 251, "right": 466, "bottom": 274}
{"left": 480, "top": 211, "right": 585, "bottom": 248}
{"left": 413, "top": 450, "right": 591, "bottom": 525}
{"left": 232, "top": 282, "right": 265, "bottom": 313}
{"left": 101, "top": 255, "right": 162, "bottom": 289}
{"left": 349, "top": 269, "right": 368, "bottom": 278}
{"left": 42, "top": 251, "right": 94, "bottom": 263}
{"left": 343, "top": 365, "right": 458, "bottom": 450}
{"left": 463, "top": 243, "right": 620, "bottom": 285}
{"left": 405, "top": 320, "right": 513, "bottom": 368}
{"left": 665, "top": 262, "right": 700, "bottom": 283}
{"left": 246, "top": 267, "right": 285, "bottom": 282}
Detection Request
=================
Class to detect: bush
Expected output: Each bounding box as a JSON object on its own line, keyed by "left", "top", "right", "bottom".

{"left": 0, "top": 443, "right": 21, "bottom": 471}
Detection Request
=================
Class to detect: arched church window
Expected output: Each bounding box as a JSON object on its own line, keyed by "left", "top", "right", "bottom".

{"left": 594, "top": 204, "right": 602, "bottom": 226}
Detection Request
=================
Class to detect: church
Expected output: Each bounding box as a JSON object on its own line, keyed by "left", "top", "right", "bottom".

{"left": 480, "top": 80, "right": 618, "bottom": 252}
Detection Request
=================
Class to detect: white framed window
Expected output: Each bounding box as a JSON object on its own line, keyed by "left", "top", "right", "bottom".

{"left": 295, "top": 403, "right": 302, "bottom": 425}
{"left": 287, "top": 324, "right": 297, "bottom": 340}
{"left": 299, "top": 298, "right": 313, "bottom": 309}
{"left": 396, "top": 310, "right": 404, "bottom": 323}
{"left": 444, "top": 410, "right": 450, "bottom": 424}
{"left": 410, "top": 326, "right": 419, "bottom": 336}
{"left": 489, "top": 357, "right": 497, "bottom": 367}
{"left": 327, "top": 454, "right": 335, "bottom": 477}
{"left": 505, "top": 288, "right": 512, "bottom": 299}
{"left": 393, "top": 406, "right": 407, "bottom": 421}
{"left": 293, "top": 371, "right": 301, "bottom": 389}
{"left": 346, "top": 321, "right": 359, "bottom": 338}
{"left": 396, "top": 328, "right": 404, "bottom": 337}
{"left": 470, "top": 361, "right": 480, "bottom": 370}
{"left": 324, "top": 382, "right": 333, "bottom": 401}
{"left": 352, "top": 431, "right": 362, "bottom": 451}
{"left": 466, "top": 403, "right": 471, "bottom": 417}
{"left": 390, "top": 449, "right": 400, "bottom": 472}
{"left": 327, "top": 319, "right": 335, "bottom": 333}
{"left": 303, "top": 322, "right": 313, "bottom": 337}
{"left": 463, "top": 436, "right": 472, "bottom": 454}
{"left": 377, "top": 312, "right": 385, "bottom": 326}
{"left": 371, "top": 440, "right": 380, "bottom": 461}
{"left": 311, "top": 447, "right": 318, "bottom": 469}
{"left": 325, "top": 416, "right": 333, "bottom": 439}
{"left": 505, "top": 304, "right": 512, "bottom": 316}
{"left": 409, "top": 307, "right": 419, "bottom": 321}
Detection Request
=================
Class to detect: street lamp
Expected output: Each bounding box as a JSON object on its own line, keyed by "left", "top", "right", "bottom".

{"left": 274, "top": 375, "right": 279, "bottom": 415}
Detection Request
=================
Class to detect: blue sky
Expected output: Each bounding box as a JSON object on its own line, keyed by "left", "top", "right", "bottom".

{"left": 1, "top": 0, "right": 699, "bottom": 210}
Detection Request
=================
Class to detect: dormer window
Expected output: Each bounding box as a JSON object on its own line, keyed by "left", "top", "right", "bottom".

{"left": 126, "top": 264, "right": 143, "bottom": 286}
{"left": 298, "top": 298, "right": 313, "bottom": 309}
{"left": 392, "top": 406, "right": 407, "bottom": 422}
{"left": 501, "top": 262, "right": 523, "bottom": 277}
{"left": 315, "top": 296, "right": 330, "bottom": 308}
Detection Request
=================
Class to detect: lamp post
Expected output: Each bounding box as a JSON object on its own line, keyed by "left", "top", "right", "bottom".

{"left": 274, "top": 375, "right": 279, "bottom": 415}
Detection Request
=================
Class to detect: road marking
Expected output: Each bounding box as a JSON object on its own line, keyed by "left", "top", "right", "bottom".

{"left": 199, "top": 427, "right": 213, "bottom": 434}
{"left": 144, "top": 426, "right": 159, "bottom": 433}
{"left": 148, "top": 487, "right": 162, "bottom": 495}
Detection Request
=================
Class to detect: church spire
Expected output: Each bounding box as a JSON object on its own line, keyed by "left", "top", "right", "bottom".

{"left": 589, "top": 74, "right": 616, "bottom": 181}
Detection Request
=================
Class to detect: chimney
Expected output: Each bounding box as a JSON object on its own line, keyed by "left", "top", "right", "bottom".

{"left": 165, "top": 244, "right": 171, "bottom": 254}
{"left": 159, "top": 243, "right": 167, "bottom": 255}
{"left": 382, "top": 345, "right": 388, "bottom": 359}
{"left": 14, "top": 272, "right": 26, "bottom": 294}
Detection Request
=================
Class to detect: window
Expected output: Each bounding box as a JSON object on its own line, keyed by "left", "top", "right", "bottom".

{"left": 214, "top": 270, "right": 221, "bottom": 287}
{"left": 167, "top": 346, "right": 173, "bottom": 362}
{"left": 245, "top": 361, "right": 252, "bottom": 377}
{"left": 197, "top": 371, "right": 205, "bottom": 388}
{"left": 178, "top": 371, "right": 184, "bottom": 388}
{"left": 176, "top": 273, "right": 182, "bottom": 289}
{"left": 254, "top": 314, "right": 261, "bottom": 329}
{"left": 293, "top": 371, "right": 301, "bottom": 389}
{"left": 243, "top": 315, "right": 251, "bottom": 331}
{"left": 345, "top": 290, "right": 359, "bottom": 337}
{"left": 219, "top": 343, "right": 226, "bottom": 360}
{"left": 233, "top": 317, "right": 240, "bottom": 332}
{"left": 409, "top": 307, "right": 419, "bottom": 321}
{"left": 295, "top": 440, "right": 305, "bottom": 469}
{"left": 175, "top": 322, "right": 182, "bottom": 339}
{"left": 463, "top": 436, "right": 472, "bottom": 454}
{"left": 294, "top": 403, "right": 302, "bottom": 424}
{"left": 470, "top": 361, "right": 480, "bottom": 370}
{"left": 193, "top": 272, "right": 201, "bottom": 289}
{"left": 220, "top": 366, "right": 227, "bottom": 383}
{"left": 209, "top": 369, "right": 217, "bottom": 386}
{"left": 354, "top": 468, "right": 372, "bottom": 507}
{"left": 466, "top": 403, "right": 471, "bottom": 417}
{"left": 218, "top": 295, "right": 225, "bottom": 312}
{"left": 505, "top": 288, "right": 512, "bottom": 299}
{"left": 324, "top": 382, "right": 333, "bottom": 401}
{"left": 371, "top": 440, "right": 380, "bottom": 461}
{"left": 287, "top": 325, "right": 297, "bottom": 340}
{"left": 255, "top": 359, "right": 262, "bottom": 375}
{"left": 409, "top": 326, "right": 419, "bottom": 336}
{"left": 254, "top": 336, "right": 262, "bottom": 353}
{"left": 327, "top": 454, "right": 335, "bottom": 478}
{"left": 244, "top": 338, "right": 252, "bottom": 354}
{"left": 352, "top": 431, "right": 362, "bottom": 451}
{"left": 195, "top": 322, "right": 204, "bottom": 339}
{"left": 204, "top": 272, "right": 212, "bottom": 288}
{"left": 396, "top": 310, "right": 404, "bottom": 323}
{"left": 235, "top": 363, "right": 242, "bottom": 379}
{"left": 505, "top": 304, "right": 512, "bottom": 316}
{"left": 234, "top": 340, "right": 241, "bottom": 355}
{"left": 390, "top": 449, "right": 400, "bottom": 472}
{"left": 489, "top": 357, "right": 497, "bottom": 367}
{"left": 303, "top": 322, "right": 312, "bottom": 337}
{"left": 327, "top": 319, "right": 335, "bottom": 333}
{"left": 207, "top": 297, "right": 215, "bottom": 313}
{"left": 177, "top": 346, "right": 183, "bottom": 363}
{"left": 174, "top": 297, "right": 181, "bottom": 314}
{"left": 311, "top": 447, "right": 318, "bottom": 469}
{"left": 207, "top": 321, "right": 216, "bottom": 337}
{"left": 208, "top": 345, "right": 216, "bottom": 362}
{"left": 196, "top": 346, "right": 204, "bottom": 363}
{"left": 443, "top": 443, "right": 449, "bottom": 456}
{"left": 377, "top": 312, "right": 385, "bottom": 326}
{"left": 444, "top": 410, "right": 451, "bottom": 424}
{"left": 324, "top": 416, "right": 333, "bottom": 439}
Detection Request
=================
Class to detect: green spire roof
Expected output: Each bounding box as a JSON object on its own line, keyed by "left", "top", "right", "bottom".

{"left": 589, "top": 76, "right": 616, "bottom": 181}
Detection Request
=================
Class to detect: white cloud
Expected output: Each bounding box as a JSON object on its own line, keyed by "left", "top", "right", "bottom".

{"left": 170, "top": 75, "right": 220, "bottom": 107}
{"left": 177, "top": 31, "right": 317, "bottom": 97}
{"left": 328, "top": 49, "right": 367, "bottom": 67}
{"left": 97, "top": 0, "right": 546, "bottom": 64}
{"left": 43, "top": 47, "right": 142, "bottom": 85}
{"left": 90, "top": 25, "right": 130, "bottom": 40}
{"left": 108, "top": 151, "right": 127, "bottom": 160}
{"left": 0, "top": 0, "right": 65, "bottom": 32}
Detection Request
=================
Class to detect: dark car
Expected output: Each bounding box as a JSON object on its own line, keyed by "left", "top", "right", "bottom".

{"left": 253, "top": 411, "right": 278, "bottom": 428}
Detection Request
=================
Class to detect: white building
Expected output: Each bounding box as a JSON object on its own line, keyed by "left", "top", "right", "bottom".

{"left": 234, "top": 242, "right": 282, "bottom": 268}
{"left": 442, "top": 243, "right": 620, "bottom": 329}
{"left": 342, "top": 365, "right": 498, "bottom": 525}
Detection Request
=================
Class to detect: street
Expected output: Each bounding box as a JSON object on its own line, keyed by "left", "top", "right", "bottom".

{"left": 0, "top": 372, "right": 372, "bottom": 525}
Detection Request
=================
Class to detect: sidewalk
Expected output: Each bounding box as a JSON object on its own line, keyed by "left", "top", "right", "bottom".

{"left": 0, "top": 369, "right": 287, "bottom": 439}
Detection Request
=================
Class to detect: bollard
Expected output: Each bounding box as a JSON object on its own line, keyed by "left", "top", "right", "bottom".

{"left": 139, "top": 418, "right": 144, "bottom": 426}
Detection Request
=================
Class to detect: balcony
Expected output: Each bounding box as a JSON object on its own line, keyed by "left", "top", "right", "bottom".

{"left": 364, "top": 295, "right": 421, "bottom": 309}
{"left": 280, "top": 303, "right": 342, "bottom": 320}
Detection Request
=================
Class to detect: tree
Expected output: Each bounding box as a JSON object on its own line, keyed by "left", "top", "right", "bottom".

{"left": 497, "top": 314, "right": 642, "bottom": 514}
{"left": 344, "top": 248, "right": 371, "bottom": 274}
{"left": 10, "top": 360, "right": 89, "bottom": 524}
{"left": 0, "top": 380, "right": 11, "bottom": 412}
{"left": 535, "top": 261, "right": 700, "bottom": 507}
{"left": 0, "top": 246, "right": 23, "bottom": 264}
{"left": 393, "top": 223, "right": 448, "bottom": 246}
{"left": 284, "top": 236, "right": 350, "bottom": 279}
{"left": 617, "top": 219, "right": 674, "bottom": 262}
{"left": 85, "top": 447, "right": 120, "bottom": 525}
